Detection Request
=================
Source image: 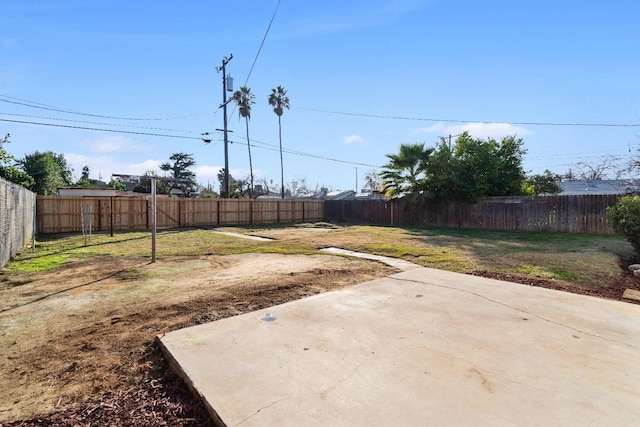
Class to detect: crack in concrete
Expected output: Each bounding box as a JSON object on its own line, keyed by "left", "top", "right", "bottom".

{"left": 233, "top": 396, "right": 291, "bottom": 426}
{"left": 389, "top": 276, "right": 636, "bottom": 348}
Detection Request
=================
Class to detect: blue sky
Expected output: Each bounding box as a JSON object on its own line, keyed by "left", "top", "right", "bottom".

{"left": 2, "top": 0, "right": 639, "bottom": 192}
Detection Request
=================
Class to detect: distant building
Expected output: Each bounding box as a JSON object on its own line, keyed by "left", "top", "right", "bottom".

{"left": 354, "top": 190, "right": 386, "bottom": 200}
{"left": 325, "top": 190, "right": 356, "bottom": 200}
{"left": 57, "top": 187, "right": 117, "bottom": 197}
{"left": 557, "top": 179, "right": 640, "bottom": 196}
{"left": 298, "top": 187, "right": 328, "bottom": 200}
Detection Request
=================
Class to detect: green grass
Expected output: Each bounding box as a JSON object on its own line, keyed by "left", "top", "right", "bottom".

{"left": 6, "top": 253, "right": 72, "bottom": 273}
{"left": 2, "top": 225, "right": 631, "bottom": 291}
{"left": 3, "top": 228, "right": 318, "bottom": 274}
{"left": 301, "top": 225, "right": 630, "bottom": 287}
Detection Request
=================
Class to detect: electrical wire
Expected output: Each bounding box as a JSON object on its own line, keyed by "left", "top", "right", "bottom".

{"left": 1, "top": 116, "right": 378, "bottom": 167}
{"left": 0, "top": 118, "right": 202, "bottom": 140}
{"left": 298, "top": 107, "right": 640, "bottom": 128}
{"left": 0, "top": 94, "right": 211, "bottom": 121}
{"left": 224, "top": 0, "right": 281, "bottom": 126}
{"left": 229, "top": 137, "right": 380, "bottom": 168}
{"left": 244, "top": 0, "right": 281, "bottom": 86}
{"left": 0, "top": 112, "right": 201, "bottom": 134}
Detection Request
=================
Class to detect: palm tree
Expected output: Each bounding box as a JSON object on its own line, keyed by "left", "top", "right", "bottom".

{"left": 380, "top": 143, "right": 434, "bottom": 198}
{"left": 232, "top": 86, "right": 256, "bottom": 198}
{"left": 268, "top": 85, "right": 290, "bottom": 199}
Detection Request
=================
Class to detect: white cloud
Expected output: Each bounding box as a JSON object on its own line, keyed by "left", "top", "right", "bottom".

{"left": 344, "top": 134, "right": 366, "bottom": 144}
{"left": 64, "top": 152, "right": 161, "bottom": 181}
{"left": 194, "top": 165, "right": 223, "bottom": 185}
{"left": 412, "top": 122, "right": 530, "bottom": 140}
{"left": 87, "top": 136, "right": 150, "bottom": 154}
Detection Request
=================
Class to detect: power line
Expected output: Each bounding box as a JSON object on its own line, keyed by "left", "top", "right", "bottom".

{"left": 225, "top": 0, "right": 281, "bottom": 126}
{"left": 0, "top": 118, "right": 203, "bottom": 140}
{"left": 1, "top": 116, "right": 375, "bottom": 167}
{"left": 229, "top": 137, "right": 380, "bottom": 168}
{"left": 0, "top": 94, "right": 211, "bottom": 121}
{"left": 298, "top": 107, "right": 640, "bottom": 128}
{"left": 0, "top": 112, "right": 201, "bottom": 134}
{"left": 244, "top": 0, "right": 281, "bottom": 86}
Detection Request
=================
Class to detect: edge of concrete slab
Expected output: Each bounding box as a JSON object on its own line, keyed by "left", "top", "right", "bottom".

{"left": 157, "top": 250, "right": 640, "bottom": 425}
{"left": 156, "top": 249, "right": 418, "bottom": 426}
{"left": 156, "top": 335, "right": 227, "bottom": 427}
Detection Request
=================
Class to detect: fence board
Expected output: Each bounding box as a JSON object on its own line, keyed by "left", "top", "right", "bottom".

{"left": 37, "top": 195, "right": 619, "bottom": 235}
{"left": 325, "top": 195, "right": 622, "bottom": 235}
{"left": 36, "top": 197, "right": 324, "bottom": 233}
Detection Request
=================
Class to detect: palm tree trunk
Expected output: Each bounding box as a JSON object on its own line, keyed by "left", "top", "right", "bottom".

{"left": 278, "top": 115, "right": 284, "bottom": 199}
{"left": 245, "top": 117, "right": 254, "bottom": 199}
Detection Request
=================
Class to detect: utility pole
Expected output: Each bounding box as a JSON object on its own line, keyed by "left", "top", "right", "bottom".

{"left": 355, "top": 167, "right": 358, "bottom": 193}
{"left": 216, "top": 54, "right": 233, "bottom": 197}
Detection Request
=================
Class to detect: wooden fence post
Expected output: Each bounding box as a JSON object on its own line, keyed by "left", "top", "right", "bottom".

{"left": 110, "top": 197, "right": 114, "bottom": 236}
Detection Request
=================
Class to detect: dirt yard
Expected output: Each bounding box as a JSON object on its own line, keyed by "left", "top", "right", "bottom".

{"left": 1, "top": 225, "right": 637, "bottom": 426}
{"left": 0, "top": 250, "right": 396, "bottom": 425}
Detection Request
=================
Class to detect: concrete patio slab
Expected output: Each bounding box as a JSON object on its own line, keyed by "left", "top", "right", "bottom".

{"left": 158, "top": 265, "right": 640, "bottom": 426}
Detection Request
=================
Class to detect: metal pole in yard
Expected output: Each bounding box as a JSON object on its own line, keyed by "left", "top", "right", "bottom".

{"left": 151, "top": 178, "right": 157, "bottom": 263}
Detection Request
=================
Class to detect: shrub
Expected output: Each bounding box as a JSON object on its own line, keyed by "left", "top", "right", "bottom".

{"left": 607, "top": 195, "right": 640, "bottom": 254}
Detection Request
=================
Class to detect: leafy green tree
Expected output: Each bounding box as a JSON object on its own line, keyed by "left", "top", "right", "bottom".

{"left": 18, "top": 150, "right": 73, "bottom": 195}
{"left": 159, "top": 152, "right": 197, "bottom": 197}
{"left": 607, "top": 195, "right": 640, "bottom": 255}
{"left": 107, "top": 178, "right": 126, "bottom": 191}
{"left": 451, "top": 133, "right": 527, "bottom": 201}
{"left": 268, "top": 85, "right": 290, "bottom": 199}
{"left": 216, "top": 168, "right": 247, "bottom": 198}
{"left": 490, "top": 135, "right": 528, "bottom": 196}
{"left": 523, "top": 170, "right": 563, "bottom": 195}
{"left": 198, "top": 182, "right": 218, "bottom": 198}
{"left": 381, "top": 133, "right": 528, "bottom": 202}
{"left": 424, "top": 139, "right": 460, "bottom": 200}
{"left": 0, "top": 133, "right": 34, "bottom": 188}
{"left": 132, "top": 171, "right": 171, "bottom": 195}
{"left": 75, "top": 165, "right": 96, "bottom": 188}
{"left": 232, "top": 86, "right": 256, "bottom": 198}
{"left": 380, "top": 143, "right": 434, "bottom": 198}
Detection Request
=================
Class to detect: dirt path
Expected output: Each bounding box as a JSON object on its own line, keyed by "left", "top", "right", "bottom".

{"left": 0, "top": 252, "right": 396, "bottom": 423}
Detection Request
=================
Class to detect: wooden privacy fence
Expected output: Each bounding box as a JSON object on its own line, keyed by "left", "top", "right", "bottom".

{"left": 325, "top": 194, "right": 622, "bottom": 235}
{"left": 37, "top": 196, "right": 324, "bottom": 233}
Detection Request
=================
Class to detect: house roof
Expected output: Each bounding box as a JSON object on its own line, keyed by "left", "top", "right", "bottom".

{"left": 325, "top": 190, "right": 356, "bottom": 200}
{"left": 557, "top": 179, "right": 640, "bottom": 195}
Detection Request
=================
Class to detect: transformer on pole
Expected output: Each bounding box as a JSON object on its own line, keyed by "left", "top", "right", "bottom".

{"left": 216, "top": 54, "right": 233, "bottom": 198}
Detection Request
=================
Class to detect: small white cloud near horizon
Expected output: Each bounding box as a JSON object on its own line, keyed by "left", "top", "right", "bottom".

{"left": 344, "top": 134, "right": 366, "bottom": 144}
{"left": 194, "top": 165, "right": 223, "bottom": 185}
{"left": 412, "top": 122, "right": 530, "bottom": 140}
{"left": 65, "top": 152, "right": 162, "bottom": 181}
